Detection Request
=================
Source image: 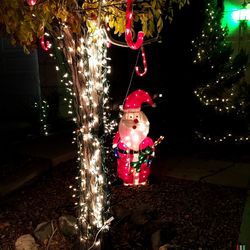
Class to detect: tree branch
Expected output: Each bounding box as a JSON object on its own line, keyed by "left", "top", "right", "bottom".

{"left": 104, "top": 28, "right": 160, "bottom": 47}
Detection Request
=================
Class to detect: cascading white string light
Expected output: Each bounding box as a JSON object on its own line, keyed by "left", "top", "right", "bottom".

{"left": 34, "top": 99, "right": 49, "bottom": 136}
{"left": 39, "top": 23, "right": 116, "bottom": 247}
{"left": 66, "top": 24, "right": 116, "bottom": 247}
{"left": 193, "top": 68, "right": 246, "bottom": 113}
{"left": 191, "top": 1, "right": 250, "bottom": 144}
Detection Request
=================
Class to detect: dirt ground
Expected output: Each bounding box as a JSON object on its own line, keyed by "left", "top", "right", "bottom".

{"left": 0, "top": 159, "right": 247, "bottom": 250}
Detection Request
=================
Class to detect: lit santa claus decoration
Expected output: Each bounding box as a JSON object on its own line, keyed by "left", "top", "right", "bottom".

{"left": 113, "top": 89, "right": 158, "bottom": 186}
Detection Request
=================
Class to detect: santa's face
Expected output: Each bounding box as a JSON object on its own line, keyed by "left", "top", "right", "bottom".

{"left": 119, "top": 111, "right": 149, "bottom": 151}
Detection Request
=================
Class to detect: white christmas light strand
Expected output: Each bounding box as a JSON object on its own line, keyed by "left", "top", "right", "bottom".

{"left": 191, "top": 2, "right": 250, "bottom": 143}
{"left": 42, "top": 26, "right": 109, "bottom": 245}
{"left": 34, "top": 99, "right": 49, "bottom": 136}
{"left": 195, "top": 130, "right": 250, "bottom": 143}
{"left": 47, "top": 31, "right": 75, "bottom": 121}
{"left": 70, "top": 26, "right": 114, "bottom": 246}
{"left": 45, "top": 20, "right": 116, "bottom": 247}
{"left": 193, "top": 68, "right": 246, "bottom": 113}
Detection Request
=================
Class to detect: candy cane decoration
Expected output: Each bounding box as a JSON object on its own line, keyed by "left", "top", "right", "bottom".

{"left": 27, "top": 0, "right": 37, "bottom": 6}
{"left": 40, "top": 35, "right": 51, "bottom": 51}
{"left": 125, "top": 0, "right": 144, "bottom": 50}
{"left": 135, "top": 47, "right": 147, "bottom": 77}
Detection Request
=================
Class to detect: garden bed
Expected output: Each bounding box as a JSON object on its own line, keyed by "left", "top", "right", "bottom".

{"left": 0, "top": 160, "right": 247, "bottom": 250}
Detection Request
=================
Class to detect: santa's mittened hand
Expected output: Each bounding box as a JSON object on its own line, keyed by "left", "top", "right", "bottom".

{"left": 112, "top": 143, "right": 117, "bottom": 149}
{"left": 114, "top": 147, "right": 119, "bottom": 158}
{"left": 147, "top": 157, "right": 153, "bottom": 166}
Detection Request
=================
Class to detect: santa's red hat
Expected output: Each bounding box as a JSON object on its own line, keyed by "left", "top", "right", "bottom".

{"left": 123, "top": 89, "right": 155, "bottom": 112}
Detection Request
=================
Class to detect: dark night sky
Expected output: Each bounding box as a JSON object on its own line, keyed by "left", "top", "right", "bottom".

{"left": 0, "top": 0, "right": 220, "bottom": 145}
{"left": 108, "top": 0, "right": 206, "bottom": 143}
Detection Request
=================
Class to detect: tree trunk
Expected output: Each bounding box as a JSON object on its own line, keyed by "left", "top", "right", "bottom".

{"left": 55, "top": 22, "right": 109, "bottom": 250}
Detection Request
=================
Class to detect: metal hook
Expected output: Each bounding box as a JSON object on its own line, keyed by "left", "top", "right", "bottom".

{"left": 125, "top": 0, "right": 144, "bottom": 50}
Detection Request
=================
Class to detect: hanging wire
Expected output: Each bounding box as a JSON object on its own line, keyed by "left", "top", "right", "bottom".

{"left": 122, "top": 49, "right": 141, "bottom": 107}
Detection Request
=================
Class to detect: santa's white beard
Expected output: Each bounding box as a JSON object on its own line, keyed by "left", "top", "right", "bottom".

{"left": 119, "top": 120, "right": 149, "bottom": 151}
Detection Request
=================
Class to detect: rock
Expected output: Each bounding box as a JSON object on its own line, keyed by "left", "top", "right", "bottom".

{"left": 58, "top": 215, "right": 77, "bottom": 237}
{"left": 151, "top": 230, "right": 161, "bottom": 250}
{"left": 111, "top": 205, "right": 131, "bottom": 221}
{"left": 151, "top": 223, "right": 177, "bottom": 250}
{"left": 129, "top": 205, "right": 156, "bottom": 226}
{"left": 159, "top": 244, "right": 168, "bottom": 250}
{"left": 130, "top": 211, "right": 148, "bottom": 225}
{"left": 111, "top": 178, "right": 124, "bottom": 186}
{"left": 159, "top": 244, "right": 178, "bottom": 250}
{"left": 34, "top": 221, "right": 53, "bottom": 243}
{"left": 15, "top": 234, "right": 38, "bottom": 250}
{"left": 0, "top": 221, "right": 10, "bottom": 230}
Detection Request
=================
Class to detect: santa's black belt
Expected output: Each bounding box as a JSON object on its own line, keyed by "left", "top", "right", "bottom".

{"left": 118, "top": 148, "right": 139, "bottom": 154}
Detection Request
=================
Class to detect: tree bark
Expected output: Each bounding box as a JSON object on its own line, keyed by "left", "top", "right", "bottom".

{"left": 54, "top": 21, "right": 108, "bottom": 250}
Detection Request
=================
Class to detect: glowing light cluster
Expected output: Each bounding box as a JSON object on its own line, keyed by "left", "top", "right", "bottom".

{"left": 232, "top": 4, "right": 250, "bottom": 22}
{"left": 48, "top": 34, "right": 74, "bottom": 121}
{"left": 66, "top": 25, "right": 114, "bottom": 246}
{"left": 191, "top": 3, "right": 229, "bottom": 65}
{"left": 191, "top": 1, "right": 250, "bottom": 144}
{"left": 195, "top": 131, "right": 250, "bottom": 143}
{"left": 222, "top": 1, "right": 244, "bottom": 35}
{"left": 193, "top": 69, "right": 245, "bottom": 113}
{"left": 34, "top": 99, "right": 49, "bottom": 136}
{"left": 43, "top": 20, "right": 116, "bottom": 248}
{"left": 40, "top": 100, "right": 49, "bottom": 136}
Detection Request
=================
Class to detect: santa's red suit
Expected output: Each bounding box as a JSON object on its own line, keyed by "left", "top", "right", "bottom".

{"left": 113, "top": 132, "right": 154, "bottom": 185}
{"left": 113, "top": 89, "right": 155, "bottom": 186}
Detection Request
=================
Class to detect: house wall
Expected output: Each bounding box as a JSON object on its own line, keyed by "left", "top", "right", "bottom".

{"left": 0, "top": 38, "right": 41, "bottom": 139}
{"left": 37, "top": 48, "right": 70, "bottom": 123}
{"left": 224, "top": 0, "right": 250, "bottom": 81}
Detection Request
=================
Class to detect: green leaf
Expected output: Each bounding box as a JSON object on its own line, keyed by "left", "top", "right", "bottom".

{"left": 157, "top": 17, "right": 163, "bottom": 33}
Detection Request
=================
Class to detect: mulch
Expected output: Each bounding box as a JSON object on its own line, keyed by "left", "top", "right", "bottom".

{"left": 0, "top": 159, "right": 247, "bottom": 250}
